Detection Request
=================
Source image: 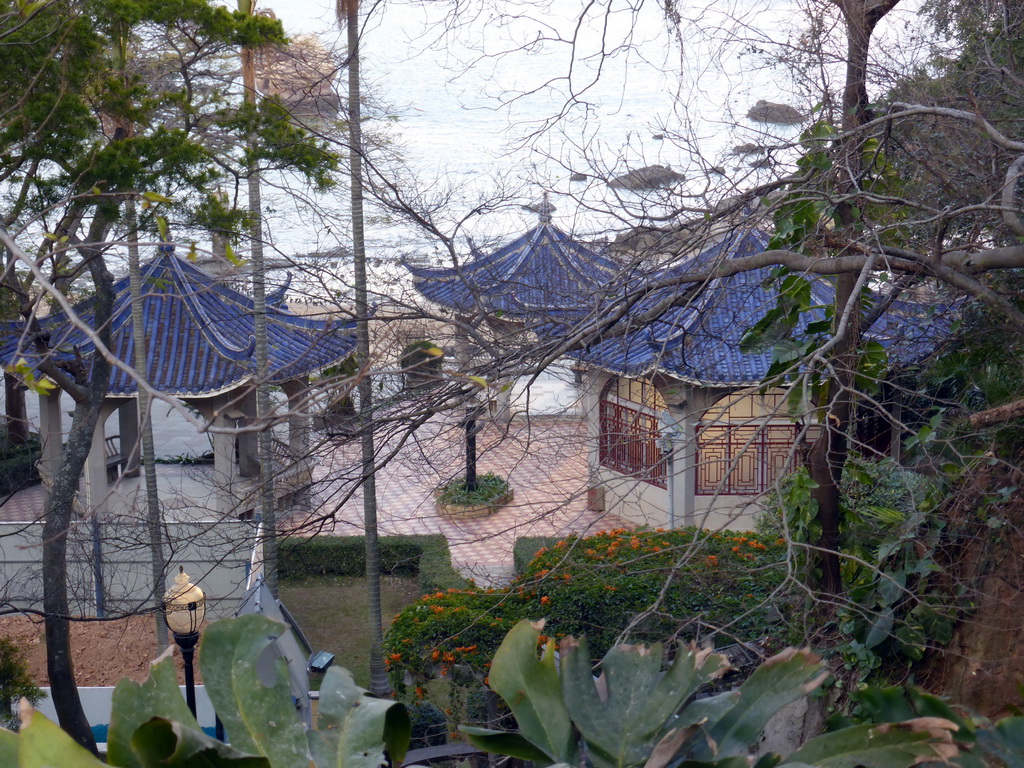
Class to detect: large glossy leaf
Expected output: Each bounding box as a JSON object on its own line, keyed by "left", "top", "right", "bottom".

{"left": 460, "top": 726, "right": 553, "bottom": 762}
{"left": 108, "top": 656, "right": 198, "bottom": 768}
{"left": 487, "top": 620, "right": 577, "bottom": 765}
{"left": 693, "top": 648, "right": 828, "bottom": 761}
{"left": 199, "top": 614, "right": 309, "bottom": 768}
{"left": 560, "top": 637, "right": 728, "bottom": 768}
{"left": 17, "top": 706, "right": 105, "bottom": 768}
{"left": 130, "top": 717, "right": 268, "bottom": 768}
{"left": 781, "top": 719, "right": 958, "bottom": 768}
{"left": 308, "top": 666, "right": 408, "bottom": 768}
{"left": 0, "top": 726, "right": 17, "bottom": 764}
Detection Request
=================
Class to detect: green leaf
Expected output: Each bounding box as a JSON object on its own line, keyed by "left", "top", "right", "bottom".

{"left": 307, "top": 666, "right": 408, "bottom": 768}
{"left": 782, "top": 720, "right": 957, "bottom": 768}
{"left": 460, "top": 727, "right": 553, "bottom": 763}
{"left": 487, "top": 620, "right": 577, "bottom": 765}
{"left": 696, "top": 648, "right": 828, "bottom": 761}
{"left": 156, "top": 216, "right": 169, "bottom": 241}
{"left": 109, "top": 656, "right": 199, "bottom": 768}
{"left": 130, "top": 717, "right": 269, "bottom": 767}
{"left": 0, "top": 728, "right": 18, "bottom": 764}
{"left": 559, "top": 637, "right": 728, "bottom": 768}
{"left": 18, "top": 706, "right": 106, "bottom": 767}
{"left": 142, "top": 191, "right": 172, "bottom": 204}
{"left": 199, "top": 615, "right": 310, "bottom": 768}
{"left": 864, "top": 609, "right": 895, "bottom": 649}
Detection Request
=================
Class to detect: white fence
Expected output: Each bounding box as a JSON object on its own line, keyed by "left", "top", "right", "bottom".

{"left": 0, "top": 519, "right": 257, "bottom": 619}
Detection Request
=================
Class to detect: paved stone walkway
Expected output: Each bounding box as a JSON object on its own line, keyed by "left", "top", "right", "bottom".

{"left": 293, "top": 416, "right": 630, "bottom": 585}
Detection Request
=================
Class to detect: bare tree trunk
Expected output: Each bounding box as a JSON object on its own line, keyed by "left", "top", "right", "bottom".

{"left": 342, "top": 0, "right": 390, "bottom": 696}
{"left": 808, "top": 0, "right": 900, "bottom": 597}
{"left": 39, "top": 216, "right": 116, "bottom": 755}
{"left": 127, "top": 202, "right": 168, "bottom": 651}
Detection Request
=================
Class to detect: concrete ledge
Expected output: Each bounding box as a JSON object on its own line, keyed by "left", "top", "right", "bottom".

{"left": 435, "top": 489, "right": 514, "bottom": 520}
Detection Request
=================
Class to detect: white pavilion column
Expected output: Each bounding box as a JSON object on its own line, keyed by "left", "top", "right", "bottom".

{"left": 80, "top": 402, "right": 116, "bottom": 518}
{"left": 583, "top": 367, "right": 607, "bottom": 511}
{"left": 237, "top": 389, "right": 260, "bottom": 478}
{"left": 38, "top": 391, "right": 63, "bottom": 502}
{"left": 283, "top": 377, "right": 312, "bottom": 512}
{"left": 118, "top": 398, "right": 140, "bottom": 478}
{"left": 667, "top": 404, "right": 697, "bottom": 529}
{"left": 193, "top": 396, "right": 240, "bottom": 517}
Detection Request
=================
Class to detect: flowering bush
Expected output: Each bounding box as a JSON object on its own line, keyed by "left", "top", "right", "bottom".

{"left": 383, "top": 527, "right": 790, "bottom": 692}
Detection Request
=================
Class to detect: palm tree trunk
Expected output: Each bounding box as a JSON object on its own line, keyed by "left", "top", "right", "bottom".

{"left": 241, "top": 21, "right": 278, "bottom": 598}
{"left": 126, "top": 201, "right": 168, "bottom": 651}
{"left": 341, "top": 0, "right": 390, "bottom": 696}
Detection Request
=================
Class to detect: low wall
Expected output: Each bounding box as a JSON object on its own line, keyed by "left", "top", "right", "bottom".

{"left": 35, "top": 684, "right": 217, "bottom": 744}
{"left": 0, "top": 518, "right": 257, "bottom": 618}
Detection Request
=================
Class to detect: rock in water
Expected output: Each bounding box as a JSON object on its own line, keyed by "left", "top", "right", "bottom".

{"left": 746, "top": 100, "right": 803, "bottom": 125}
{"left": 607, "top": 164, "right": 685, "bottom": 190}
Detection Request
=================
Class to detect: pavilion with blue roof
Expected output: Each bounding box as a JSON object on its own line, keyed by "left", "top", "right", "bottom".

{"left": 2, "top": 247, "right": 357, "bottom": 518}
{"left": 406, "top": 196, "right": 623, "bottom": 327}
{"left": 408, "top": 203, "right": 952, "bottom": 531}
{"left": 575, "top": 224, "right": 952, "bottom": 530}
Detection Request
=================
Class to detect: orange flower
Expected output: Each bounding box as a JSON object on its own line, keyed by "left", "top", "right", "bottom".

{"left": 706, "top": 555, "right": 719, "bottom": 566}
{"left": 540, "top": 595, "right": 551, "bottom": 605}
{"left": 432, "top": 605, "right": 445, "bottom": 613}
{"left": 388, "top": 653, "right": 402, "bottom": 662}
{"left": 431, "top": 650, "right": 440, "bottom": 661}
{"left": 415, "top": 686, "right": 426, "bottom": 700}
{"left": 732, "top": 546, "right": 740, "bottom": 553}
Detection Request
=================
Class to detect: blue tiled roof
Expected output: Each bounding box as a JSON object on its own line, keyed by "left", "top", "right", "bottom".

{"left": 0, "top": 252, "right": 357, "bottom": 397}
{"left": 577, "top": 227, "right": 952, "bottom": 386}
{"left": 406, "top": 221, "right": 623, "bottom": 321}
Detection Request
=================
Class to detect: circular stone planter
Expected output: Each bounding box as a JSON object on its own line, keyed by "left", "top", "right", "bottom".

{"left": 434, "top": 488, "right": 515, "bottom": 520}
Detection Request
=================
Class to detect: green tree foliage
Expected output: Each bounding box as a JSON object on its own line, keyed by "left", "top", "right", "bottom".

{"left": 0, "top": 636, "right": 41, "bottom": 731}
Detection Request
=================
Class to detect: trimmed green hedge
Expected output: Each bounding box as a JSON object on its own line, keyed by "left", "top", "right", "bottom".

{"left": 279, "top": 535, "right": 469, "bottom": 594}
{"left": 513, "top": 536, "right": 560, "bottom": 575}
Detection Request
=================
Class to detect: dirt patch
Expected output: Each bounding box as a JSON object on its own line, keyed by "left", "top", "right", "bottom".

{"left": 0, "top": 615, "right": 203, "bottom": 687}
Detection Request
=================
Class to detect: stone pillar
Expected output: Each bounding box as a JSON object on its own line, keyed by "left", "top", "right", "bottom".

{"left": 669, "top": 405, "right": 697, "bottom": 529}
{"left": 237, "top": 389, "right": 260, "bottom": 478}
{"left": 194, "top": 396, "right": 240, "bottom": 517}
{"left": 282, "top": 378, "right": 312, "bottom": 513}
{"left": 37, "top": 392, "right": 63, "bottom": 495}
{"left": 80, "top": 404, "right": 114, "bottom": 518}
{"left": 118, "top": 398, "right": 140, "bottom": 478}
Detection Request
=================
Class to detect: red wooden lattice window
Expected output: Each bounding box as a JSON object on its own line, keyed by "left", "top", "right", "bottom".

{"left": 599, "top": 380, "right": 666, "bottom": 488}
{"left": 695, "top": 423, "right": 799, "bottom": 495}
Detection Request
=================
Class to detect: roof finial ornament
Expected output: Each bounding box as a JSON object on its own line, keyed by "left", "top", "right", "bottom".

{"left": 522, "top": 192, "right": 556, "bottom": 224}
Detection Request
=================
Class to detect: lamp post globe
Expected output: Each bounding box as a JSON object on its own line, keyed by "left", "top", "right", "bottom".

{"left": 163, "top": 566, "right": 206, "bottom": 717}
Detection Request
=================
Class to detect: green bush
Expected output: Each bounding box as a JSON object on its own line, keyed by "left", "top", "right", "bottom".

{"left": 279, "top": 535, "right": 469, "bottom": 594}
{"left": 384, "top": 526, "right": 792, "bottom": 691}
{"left": 436, "top": 473, "right": 510, "bottom": 506}
{"left": 513, "top": 536, "right": 560, "bottom": 575}
{"left": 0, "top": 636, "right": 42, "bottom": 730}
{"left": 0, "top": 437, "right": 39, "bottom": 497}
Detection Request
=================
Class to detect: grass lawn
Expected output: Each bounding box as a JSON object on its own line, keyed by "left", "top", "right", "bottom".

{"left": 280, "top": 575, "right": 422, "bottom": 690}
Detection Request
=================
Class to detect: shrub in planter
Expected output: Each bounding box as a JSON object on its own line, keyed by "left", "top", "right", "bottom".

{"left": 435, "top": 473, "right": 510, "bottom": 506}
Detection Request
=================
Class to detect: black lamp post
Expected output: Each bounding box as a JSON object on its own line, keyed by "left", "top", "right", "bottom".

{"left": 163, "top": 566, "right": 206, "bottom": 718}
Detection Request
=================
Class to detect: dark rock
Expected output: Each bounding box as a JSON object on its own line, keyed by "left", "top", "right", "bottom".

{"left": 569, "top": 172, "right": 588, "bottom": 182}
{"left": 732, "top": 142, "right": 767, "bottom": 156}
{"left": 607, "top": 164, "right": 685, "bottom": 191}
{"left": 745, "top": 100, "right": 803, "bottom": 125}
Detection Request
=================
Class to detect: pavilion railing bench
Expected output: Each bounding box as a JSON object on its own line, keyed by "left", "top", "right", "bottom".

{"left": 104, "top": 435, "right": 128, "bottom": 480}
